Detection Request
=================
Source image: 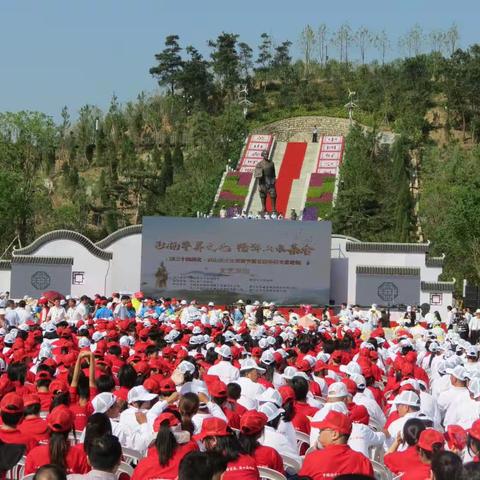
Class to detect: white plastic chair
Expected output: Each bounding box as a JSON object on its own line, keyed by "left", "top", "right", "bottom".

{"left": 122, "top": 447, "right": 143, "bottom": 465}
{"left": 295, "top": 430, "right": 311, "bottom": 455}
{"left": 116, "top": 461, "right": 134, "bottom": 478}
{"left": 281, "top": 453, "right": 302, "bottom": 473}
{"left": 258, "top": 466, "right": 287, "bottom": 480}
{"left": 372, "top": 459, "right": 392, "bottom": 480}
{"left": 21, "top": 475, "right": 34, "bottom": 480}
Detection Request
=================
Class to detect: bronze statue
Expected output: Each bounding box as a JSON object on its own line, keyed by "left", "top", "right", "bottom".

{"left": 155, "top": 262, "right": 168, "bottom": 288}
{"left": 254, "top": 150, "right": 277, "bottom": 214}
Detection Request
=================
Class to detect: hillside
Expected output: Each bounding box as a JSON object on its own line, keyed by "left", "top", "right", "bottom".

{"left": 1, "top": 34, "right": 480, "bottom": 289}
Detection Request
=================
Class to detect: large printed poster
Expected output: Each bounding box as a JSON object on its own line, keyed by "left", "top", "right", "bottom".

{"left": 141, "top": 217, "right": 332, "bottom": 304}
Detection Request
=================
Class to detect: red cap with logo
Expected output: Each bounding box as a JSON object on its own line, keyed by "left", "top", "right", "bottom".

{"left": 311, "top": 410, "right": 352, "bottom": 435}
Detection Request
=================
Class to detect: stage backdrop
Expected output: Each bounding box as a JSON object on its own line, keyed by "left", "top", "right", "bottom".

{"left": 141, "top": 217, "right": 331, "bottom": 304}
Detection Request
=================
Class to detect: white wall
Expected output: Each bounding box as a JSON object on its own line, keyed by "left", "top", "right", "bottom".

{"left": 0, "top": 270, "right": 11, "bottom": 294}
{"left": 103, "top": 233, "right": 142, "bottom": 294}
{"left": 30, "top": 240, "right": 110, "bottom": 297}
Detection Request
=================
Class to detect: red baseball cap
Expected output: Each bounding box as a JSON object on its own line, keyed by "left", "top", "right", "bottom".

{"left": 35, "top": 371, "right": 52, "bottom": 382}
{"left": 159, "top": 378, "right": 176, "bottom": 394}
{"left": 47, "top": 406, "right": 74, "bottom": 433}
{"left": 240, "top": 411, "right": 268, "bottom": 435}
{"left": 417, "top": 428, "right": 445, "bottom": 452}
{"left": 311, "top": 411, "right": 352, "bottom": 435}
{"left": 24, "top": 394, "right": 41, "bottom": 407}
{"left": 314, "top": 360, "right": 328, "bottom": 373}
{"left": 278, "top": 385, "right": 295, "bottom": 404}
{"left": 143, "top": 378, "right": 159, "bottom": 394}
{"left": 446, "top": 425, "right": 467, "bottom": 451}
{"left": 469, "top": 419, "right": 480, "bottom": 441}
{"left": 49, "top": 380, "right": 69, "bottom": 395}
{"left": 153, "top": 412, "right": 180, "bottom": 432}
{"left": 0, "top": 393, "right": 24, "bottom": 414}
{"left": 350, "top": 404, "right": 369, "bottom": 425}
{"left": 194, "top": 417, "right": 230, "bottom": 440}
{"left": 208, "top": 381, "right": 227, "bottom": 398}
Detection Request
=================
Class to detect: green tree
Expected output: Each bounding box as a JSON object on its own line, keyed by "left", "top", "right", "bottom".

{"left": 150, "top": 35, "right": 183, "bottom": 95}
{"left": 256, "top": 33, "right": 273, "bottom": 90}
{"left": 177, "top": 46, "right": 214, "bottom": 111}
{"left": 208, "top": 32, "right": 240, "bottom": 97}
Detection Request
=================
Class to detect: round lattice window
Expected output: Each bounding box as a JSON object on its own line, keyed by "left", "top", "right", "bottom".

{"left": 31, "top": 271, "right": 51, "bottom": 290}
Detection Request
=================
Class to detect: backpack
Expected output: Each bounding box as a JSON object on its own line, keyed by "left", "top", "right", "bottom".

{"left": 0, "top": 442, "right": 26, "bottom": 472}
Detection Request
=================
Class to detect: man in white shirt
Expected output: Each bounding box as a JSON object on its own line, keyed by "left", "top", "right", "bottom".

{"left": 309, "top": 382, "right": 350, "bottom": 446}
{"left": 46, "top": 298, "right": 66, "bottom": 324}
{"left": 444, "top": 377, "right": 480, "bottom": 429}
{"left": 71, "top": 295, "right": 90, "bottom": 325}
{"left": 348, "top": 404, "right": 385, "bottom": 458}
{"left": 15, "top": 300, "right": 33, "bottom": 324}
{"left": 351, "top": 374, "right": 386, "bottom": 430}
{"left": 208, "top": 345, "right": 239, "bottom": 385}
{"left": 233, "top": 358, "right": 266, "bottom": 410}
{"left": 438, "top": 365, "right": 472, "bottom": 427}
{"left": 470, "top": 309, "right": 480, "bottom": 345}
{"left": 386, "top": 391, "right": 425, "bottom": 447}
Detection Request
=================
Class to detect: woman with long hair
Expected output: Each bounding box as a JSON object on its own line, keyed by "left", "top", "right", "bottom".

{"left": 131, "top": 413, "right": 198, "bottom": 480}
{"left": 401, "top": 428, "right": 445, "bottom": 480}
{"left": 238, "top": 411, "right": 284, "bottom": 474}
{"left": 24, "top": 406, "right": 89, "bottom": 475}
{"left": 196, "top": 417, "right": 259, "bottom": 480}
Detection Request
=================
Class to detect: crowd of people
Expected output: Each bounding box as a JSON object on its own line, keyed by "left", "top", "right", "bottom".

{"left": 0, "top": 293, "right": 479, "bottom": 479}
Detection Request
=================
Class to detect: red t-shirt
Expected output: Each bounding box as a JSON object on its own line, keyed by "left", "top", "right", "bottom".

{"left": 384, "top": 446, "right": 421, "bottom": 475}
{"left": 402, "top": 463, "right": 431, "bottom": 480}
{"left": 222, "top": 454, "right": 259, "bottom": 480}
{"left": 24, "top": 443, "right": 89, "bottom": 475}
{"left": 18, "top": 417, "right": 49, "bottom": 443}
{"left": 0, "top": 428, "right": 37, "bottom": 452}
{"left": 36, "top": 391, "right": 53, "bottom": 411}
{"left": 131, "top": 442, "right": 198, "bottom": 480}
{"left": 252, "top": 445, "right": 284, "bottom": 474}
{"left": 298, "top": 444, "right": 374, "bottom": 479}
{"left": 291, "top": 409, "right": 311, "bottom": 434}
{"left": 69, "top": 402, "right": 94, "bottom": 432}
{"left": 294, "top": 401, "right": 318, "bottom": 417}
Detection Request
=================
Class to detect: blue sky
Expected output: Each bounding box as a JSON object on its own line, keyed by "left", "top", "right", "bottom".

{"left": 1, "top": 0, "right": 478, "bottom": 120}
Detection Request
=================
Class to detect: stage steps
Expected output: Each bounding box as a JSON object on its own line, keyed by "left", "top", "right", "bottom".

{"left": 286, "top": 142, "right": 321, "bottom": 217}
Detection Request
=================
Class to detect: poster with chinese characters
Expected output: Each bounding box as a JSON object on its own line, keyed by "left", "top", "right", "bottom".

{"left": 141, "top": 217, "right": 331, "bottom": 304}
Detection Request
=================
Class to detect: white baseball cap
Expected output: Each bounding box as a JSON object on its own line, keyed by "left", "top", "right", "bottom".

{"left": 78, "top": 337, "right": 91, "bottom": 349}
{"left": 92, "top": 392, "right": 116, "bottom": 413}
{"left": 388, "top": 390, "right": 420, "bottom": 407}
{"left": 327, "top": 382, "right": 349, "bottom": 399}
{"left": 258, "top": 401, "right": 284, "bottom": 421}
{"left": 215, "top": 345, "right": 232, "bottom": 359}
{"left": 127, "top": 386, "right": 158, "bottom": 404}
{"left": 282, "top": 366, "right": 298, "bottom": 380}
{"left": 260, "top": 350, "right": 275, "bottom": 365}
{"left": 177, "top": 361, "right": 196, "bottom": 375}
{"left": 468, "top": 378, "right": 480, "bottom": 399}
{"left": 258, "top": 388, "right": 282, "bottom": 407}
{"left": 349, "top": 374, "right": 366, "bottom": 389}
{"left": 339, "top": 362, "right": 362, "bottom": 376}
{"left": 239, "top": 358, "right": 266, "bottom": 373}
{"left": 446, "top": 365, "right": 470, "bottom": 382}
